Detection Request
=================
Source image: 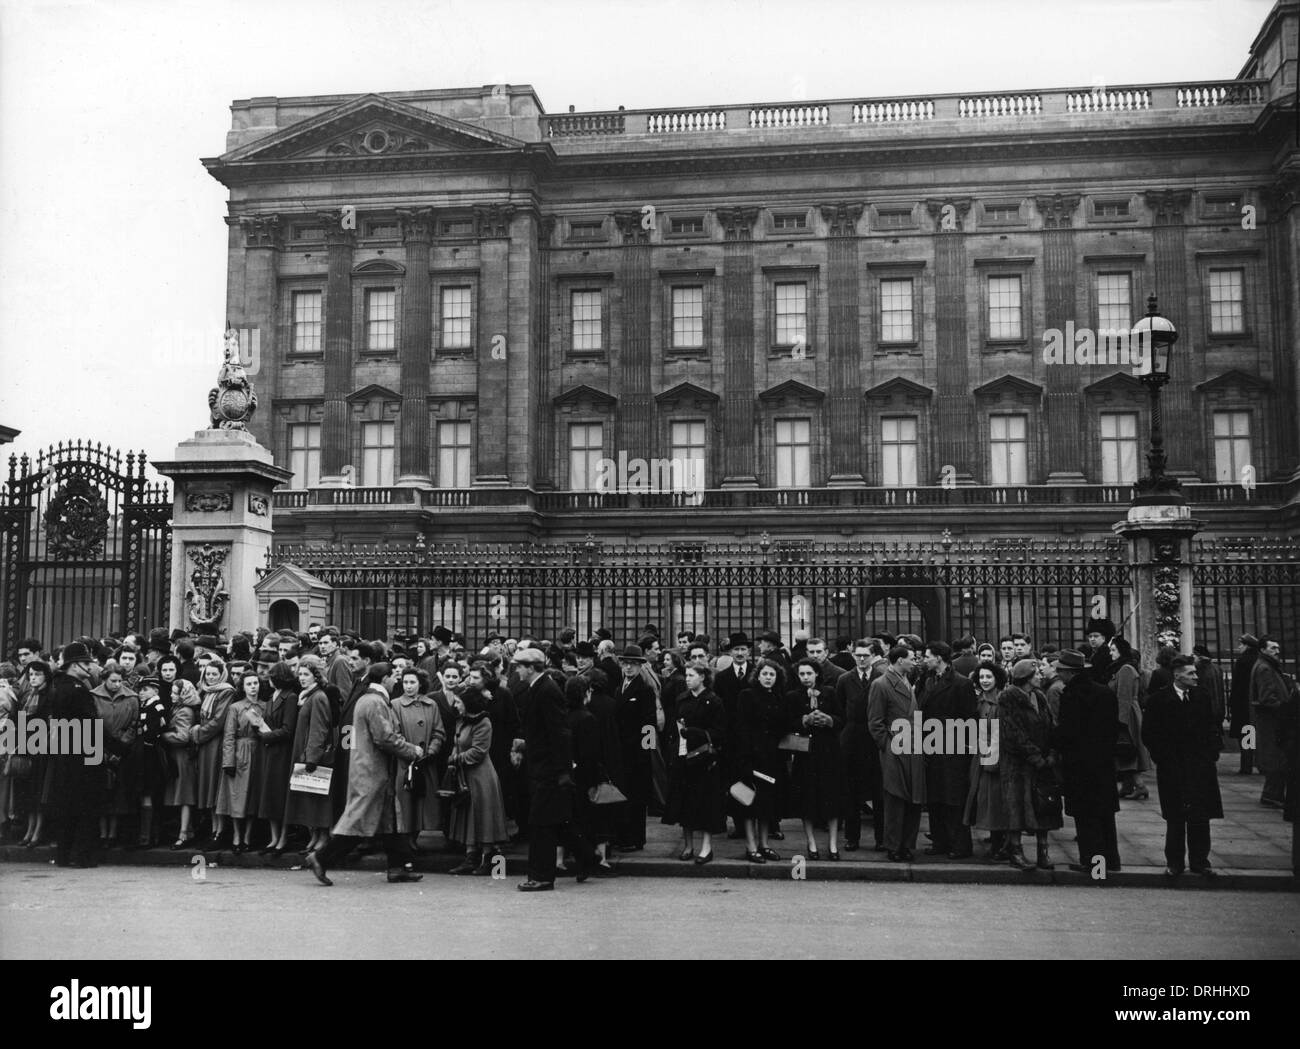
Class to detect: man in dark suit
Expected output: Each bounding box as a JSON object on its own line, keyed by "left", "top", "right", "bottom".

{"left": 612, "top": 644, "right": 656, "bottom": 851}
{"left": 836, "top": 639, "right": 885, "bottom": 851}
{"left": 918, "top": 642, "right": 974, "bottom": 858}
{"left": 1051, "top": 649, "right": 1121, "bottom": 877}
{"left": 1142, "top": 655, "right": 1224, "bottom": 880}
{"left": 47, "top": 643, "right": 105, "bottom": 869}
{"left": 713, "top": 632, "right": 757, "bottom": 838}
{"left": 514, "top": 648, "right": 598, "bottom": 891}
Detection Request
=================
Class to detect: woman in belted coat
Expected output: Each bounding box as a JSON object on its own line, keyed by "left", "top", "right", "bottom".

{"left": 392, "top": 668, "right": 446, "bottom": 850}
{"left": 965, "top": 662, "right": 1010, "bottom": 859}
{"left": 446, "top": 689, "right": 509, "bottom": 874}
{"left": 788, "top": 659, "right": 845, "bottom": 860}
{"left": 216, "top": 670, "right": 268, "bottom": 851}
{"left": 256, "top": 661, "right": 299, "bottom": 855}
{"left": 90, "top": 664, "right": 138, "bottom": 846}
{"left": 193, "top": 659, "right": 235, "bottom": 847}
{"left": 283, "top": 657, "right": 335, "bottom": 853}
{"left": 736, "top": 659, "right": 789, "bottom": 863}
{"left": 662, "top": 664, "right": 726, "bottom": 863}
{"left": 999, "top": 660, "right": 1063, "bottom": 871}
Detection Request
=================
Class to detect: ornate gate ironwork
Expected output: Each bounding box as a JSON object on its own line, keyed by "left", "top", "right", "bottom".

{"left": 0, "top": 441, "right": 172, "bottom": 655}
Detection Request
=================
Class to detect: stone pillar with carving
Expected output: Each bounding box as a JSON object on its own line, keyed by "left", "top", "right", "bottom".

{"left": 319, "top": 215, "right": 356, "bottom": 482}
{"left": 1036, "top": 194, "right": 1086, "bottom": 483}
{"left": 926, "top": 198, "right": 974, "bottom": 482}
{"left": 1113, "top": 504, "right": 1203, "bottom": 670}
{"left": 821, "top": 203, "right": 865, "bottom": 486}
{"left": 233, "top": 214, "right": 281, "bottom": 452}
{"left": 1143, "top": 190, "right": 1198, "bottom": 480}
{"left": 396, "top": 207, "right": 435, "bottom": 486}
{"left": 155, "top": 330, "right": 293, "bottom": 638}
{"left": 718, "top": 207, "right": 759, "bottom": 487}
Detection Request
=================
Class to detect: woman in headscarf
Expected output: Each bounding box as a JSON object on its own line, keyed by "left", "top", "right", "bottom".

{"left": 999, "top": 658, "right": 1063, "bottom": 871}
{"left": 284, "top": 656, "right": 335, "bottom": 855}
{"left": 965, "top": 661, "right": 1010, "bottom": 860}
{"left": 90, "top": 660, "right": 138, "bottom": 848}
{"left": 736, "top": 658, "right": 788, "bottom": 863}
{"left": 193, "top": 658, "right": 235, "bottom": 849}
{"left": 392, "top": 667, "right": 445, "bottom": 853}
{"left": 1108, "top": 636, "right": 1150, "bottom": 801}
{"left": 217, "top": 669, "right": 269, "bottom": 852}
{"left": 447, "top": 686, "right": 509, "bottom": 874}
{"left": 257, "top": 660, "right": 299, "bottom": 855}
{"left": 160, "top": 656, "right": 202, "bottom": 849}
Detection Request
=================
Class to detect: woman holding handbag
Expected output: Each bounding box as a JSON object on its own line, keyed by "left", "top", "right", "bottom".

{"left": 160, "top": 657, "right": 202, "bottom": 850}
{"left": 283, "top": 656, "right": 335, "bottom": 855}
{"left": 964, "top": 662, "right": 1010, "bottom": 860}
{"left": 446, "top": 688, "right": 509, "bottom": 874}
{"left": 662, "top": 663, "right": 726, "bottom": 864}
{"left": 90, "top": 662, "right": 138, "bottom": 848}
{"left": 736, "top": 659, "right": 788, "bottom": 863}
{"left": 787, "top": 659, "right": 846, "bottom": 860}
{"left": 216, "top": 670, "right": 268, "bottom": 852}
{"left": 392, "top": 667, "right": 446, "bottom": 853}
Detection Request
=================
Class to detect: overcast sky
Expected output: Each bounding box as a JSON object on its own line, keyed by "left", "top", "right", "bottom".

{"left": 0, "top": 0, "right": 1274, "bottom": 474}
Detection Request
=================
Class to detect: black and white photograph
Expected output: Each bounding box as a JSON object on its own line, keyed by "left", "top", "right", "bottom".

{"left": 0, "top": 0, "right": 1297, "bottom": 1020}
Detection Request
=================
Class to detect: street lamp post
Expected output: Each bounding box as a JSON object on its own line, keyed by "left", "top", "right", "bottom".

{"left": 1131, "top": 293, "right": 1182, "bottom": 505}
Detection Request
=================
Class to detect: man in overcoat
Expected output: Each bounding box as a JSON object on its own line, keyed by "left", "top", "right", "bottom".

{"left": 1142, "top": 655, "right": 1224, "bottom": 879}
{"left": 47, "top": 642, "right": 105, "bottom": 869}
{"left": 836, "top": 639, "right": 884, "bottom": 851}
{"left": 1051, "top": 650, "right": 1121, "bottom": 876}
{"left": 516, "top": 648, "right": 598, "bottom": 891}
{"left": 918, "top": 642, "right": 974, "bottom": 858}
{"left": 307, "top": 663, "right": 425, "bottom": 886}
{"left": 612, "top": 644, "right": 656, "bottom": 851}
{"left": 868, "top": 646, "right": 926, "bottom": 861}
{"left": 713, "top": 632, "right": 757, "bottom": 838}
{"left": 1250, "top": 637, "right": 1291, "bottom": 808}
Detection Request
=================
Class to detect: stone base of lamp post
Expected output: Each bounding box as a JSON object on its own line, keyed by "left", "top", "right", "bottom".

{"left": 1112, "top": 503, "right": 1203, "bottom": 671}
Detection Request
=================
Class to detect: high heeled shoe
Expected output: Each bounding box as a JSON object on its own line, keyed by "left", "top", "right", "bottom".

{"left": 678, "top": 847, "right": 694, "bottom": 861}
{"left": 827, "top": 847, "right": 840, "bottom": 862}
{"left": 806, "top": 847, "right": 821, "bottom": 861}
{"left": 694, "top": 849, "right": 714, "bottom": 865}
{"left": 744, "top": 850, "right": 766, "bottom": 863}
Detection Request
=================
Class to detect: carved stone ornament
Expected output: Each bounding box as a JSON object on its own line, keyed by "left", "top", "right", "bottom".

{"left": 1152, "top": 564, "right": 1182, "bottom": 648}
{"left": 185, "top": 491, "right": 233, "bottom": 513}
{"left": 819, "top": 202, "right": 865, "bottom": 237}
{"left": 208, "top": 327, "right": 258, "bottom": 430}
{"left": 44, "top": 475, "right": 110, "bottom": 561}
{"left": 185, "top": 543, "right": 230, "bottom": 630}
{"left": 1034, "top": 193, "right": 1081, "bottom": 230}
{"left": 248, "top": 493, "right": 270, "bottom": 517}
{"left": 327, "top": 127, "right": 430, "bottom": 156}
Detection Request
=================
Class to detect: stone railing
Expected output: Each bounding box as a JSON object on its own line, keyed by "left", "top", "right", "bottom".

{"left": 539, "top": 79, "right": 1269, "bottom": 138}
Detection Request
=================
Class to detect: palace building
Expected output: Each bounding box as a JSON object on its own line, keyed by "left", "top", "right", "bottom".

{"left": 203, "top": 1, "right": 1300, "bottom": 559}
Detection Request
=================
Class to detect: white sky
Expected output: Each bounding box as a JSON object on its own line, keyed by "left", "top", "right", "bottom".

{"left": 0, "top": 0, "right": 1274, "bottom": 472}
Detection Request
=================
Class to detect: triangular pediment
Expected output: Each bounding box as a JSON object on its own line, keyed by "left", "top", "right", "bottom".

{"left": 1083, "top": 371, "right": 1145, "bottom": 396}
{"left": 553, "top": 384, "right": 616, "bottom": 409}
{"left": 347, "top": 384, "right": 401, "bottom": 403}
{"left": 254, "top": 562, "right": 331, "bottom": 596}
{"left": 215, "top": 94, "right": 525, "bottom": 165}
{"left": 1195, "top": 368, "right": 1272, "bottom": 393}
{"left": 863, "top": 377, "right": 934, "bottom": 400}
{"left": 972, "top": 374, "right": 1043, "bottom": 398}
{"left": 655, "top": 382, "right": 720, "bottom": 407}
{"left": 758, "top": 379, "right": 825, "bottom": 403}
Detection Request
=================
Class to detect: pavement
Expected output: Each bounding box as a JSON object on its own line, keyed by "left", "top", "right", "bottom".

{"left": 2, "top": 748, "right": 1295, "bottom": 891}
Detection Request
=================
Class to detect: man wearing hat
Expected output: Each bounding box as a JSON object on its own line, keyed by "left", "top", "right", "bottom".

{"left": 1143, "top": 655, "right": 1224, "bottom": 879}
{"left": 713, "top": 633, "right": 757, "bottom": 839}
{"left": 513, "top": 647, "right": 598, "bottom": 890}
{"left": 1229, "top": 635, "right": 1260, "bottom": 775}
{"left": 613, "top": 644, "right": 656, "bottom": 851}
{"left": 756, "top": 631, "right": 790, "bottom": 674}
{"left": 47, "top": 642, "right": 106, "bottom": 869}
{"left": 1084, "top": 618, "right": 1117, "bottom": 660}
{"left": 1051, "top": 650, "right": 1121, "bottom": 877}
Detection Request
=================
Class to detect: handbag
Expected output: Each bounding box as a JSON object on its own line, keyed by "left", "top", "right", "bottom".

{"left": 437, "top": 761, "right": 469, "bottom": 801}
{"left": 777, "top": 733, "right": 810, "bottom": 753}
{"left": 728, "top": 780, "right": 756, "bottom": 807}
{"left": 404, "top": 760, "right": 427, "bottom": 800}
{"left": 683, "top": 743, "right": 715, "bottom": 763}
{"left": 588, "top": 781, "right": 627, "bottom": 805}
{"left": 1032, "top": 779, "right": 1063, "bottom": 825}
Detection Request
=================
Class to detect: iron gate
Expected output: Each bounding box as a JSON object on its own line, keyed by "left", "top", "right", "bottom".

{"left": 0, "top": 441, "right": 172, "bottom": 655}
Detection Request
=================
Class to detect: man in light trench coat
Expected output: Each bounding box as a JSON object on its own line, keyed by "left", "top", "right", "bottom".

{"left": 868, "top": 645, "right": 927, "bottom": 861}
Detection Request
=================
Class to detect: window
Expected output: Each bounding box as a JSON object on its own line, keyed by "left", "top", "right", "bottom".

{"left": 440, "top": 286, "right": 472, "bottom": 351}
{"left": 989, "top": 414, "right": 1028, "bottom": 485}
{"left": 292, "top": 291, "right": 323, "bottom": 354}
{"left": 291, "top": 225, "right": 325, "bottom": 242}
{"left": 1213, "top": 411, "right": 1251, "bottom": 483}
{"left": 669, "top": 420, "right": 706, "bottom": 494}
{"left": 1099, "top": 412, "right": 1139, "bottom": 485}
{"left": 364, "top": 288, "right": 396, "bottom": 352}
{"left": 671, "top": 286, "right": 704, "bottom": 350}
{"left": 1208, "top": 269, "right": 1245, "bottom": 334}
{"left": 881, "top": 417, "right": 919, "bottom": 487}
{"left": 987, "top": 276, "right": 1022, "bottom": 340}
{"left": 1096, "top": 273, "right": 1132, "bottom": 334}
{"left": 876, "top": 208, "right": 913, "bottom": 229}
{"left": 669, "top": 216, "right": 705, "bottom": 235}
{"left": 774, "top": 419, "right": 811, "bottom": 488}
{"left": 774, "top": 282, "right": 807, "bottom": 348}
{"left": 1203, "top": 196, "right": 1240, "bottom": 217}
{"left": 984, "top": 203, "right": 1021, "bottom": 223}
{"left": 773, "top": 213, "right": 808, "bottom": 231}
{"left": 437, "top": 421, "right": 472, "bottom": 489}
{"left": 569, "top": 220, "right": 604, "bottom": 241}
{"left": 880, "top": 279, "right": 914, "bottom": 343}
{"left": 671, "top": 593, "right": 706, "bottom": 636}
{"left": 440, "top": 218, "right": 475, "bottom": 237}
{"left": 288, "top": 423, "right": 321, "bottom": 488}
{"left": 571, "top": 290, "right": 602, "bottom": 353}
{"left": 365, "top": 222, "right": 397, "bottom": 238}
{"left": 568, "top": 422, "right": 603, "bottom": 491}
{"left": 360, "top": 420, "right": 395, "bottom": 487}
{"left": 779, "top": 594, "right": 812, "bottom": 643}
{"left": 1094, "top": 200, "right": 1130, "bottom": 219}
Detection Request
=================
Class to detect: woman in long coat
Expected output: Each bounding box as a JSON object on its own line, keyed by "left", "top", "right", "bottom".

{"left": 1108, "top": 637, "right": 1151, "bottom": 800}
{"left": 391, "top": 668, "right": 446, "bottom": 851}
{"left": 662, "top": 664, "right": 726, "bottom": 863}
{"left": 216, "top": 670, "right": 268, "bottom": 851}
{"left": 999, "top": 660, "right": 1063, "bottom": 870}
{"left": 15, "top": 661, "right": 52, "bottom": 847}
{"left": 965, "top": 662, "right": 1010, "bottom": 859}
{"left": 584, "top": 668, "right": 625, "bottom": 868}
{"left": 284, "top": 657, "right": 335, "bottom": 853}
{"left": 160, "top": 660, "right": 201, "bottom": 848}
{"left": 90, "top": 664, "right": 138, "bottom": 846}
{"left": 193, "top": 659, "right": 235, "bottom": 847}
{"left": 735, "top": 659, "right": 788, "bottom": 862}
{"left": 257, "top": 661, "right": 299, "bottom": 855}
{"left": 562, "top": 675, "right": 604, "bottom": 868}
{"left": 446, "top": 689, "right": 509, "bottom": 873}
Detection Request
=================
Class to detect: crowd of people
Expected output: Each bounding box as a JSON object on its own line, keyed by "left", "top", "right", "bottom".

{"left": 0, "top": 617, "right": 1295, "bottom": 888}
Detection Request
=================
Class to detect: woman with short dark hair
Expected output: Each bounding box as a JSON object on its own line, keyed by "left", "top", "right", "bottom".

{"left": 392, "top": 667, "right": 445, "bottom": 852}
{"left": 284, "top": 656, "right": 335, "bottom": 854}
{"left": 216, "top": 670, "right": 269, "bottom": 852}
{"left": 965, "top": 661, "right": 1010, "bottom": 860}
{"left": 787, "top": 658, "right": 845, "bottom": 860}
{"left": 1108, "top": 636, "right": 1150, "bottom": 801}
{"left": 447, "top": 687, "right": 509, "bottom": 874}
{"left": 257, "top": 660, "right": 300, "bottom": 855}
{"left": 999, "top": 659, "right": 1063, "bottom": 871}
{"left": 735, "top": 658, "right": 788, "bottom": 863}
{"left": 91, "top": 661, "right": 138, "bottom": 848}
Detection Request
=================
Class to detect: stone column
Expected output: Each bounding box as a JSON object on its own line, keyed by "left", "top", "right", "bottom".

{"left": 233, "top": 214, "right": 281, "bottom": 452}
{"left": 532, "top": 216, "right": 557, "bottom": 488}
{"left": 319, "top": 215, "right": 356, "bottom": 483}
{"left": 1143, "top": 190, "right": 1198, "bottom": 480}
{"left": 613, "top": 210, "right": 653, "bottom": 461}
{"left": 1264, "top": 173, "right": 1300, "bottom": 480}
{"left": 926, "top": 198, "right": 974, "bottom": 482}
{"left": 1036, "top": 194, "right": 1085, "bottom": 483}
{"left": 473, "top": 204, "right": 515, "bottom": 485}
{"left": 1112, "top": 504, "right": 1203, "bottom": 669}
{"left": 396, "top": 207, "right": 435, "bottom": 487}
{"left": 718, "top": 207, "right": 759, "bottom": 487}
{"left": 821, "top": 202, "right": 865, "bottom": 486}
